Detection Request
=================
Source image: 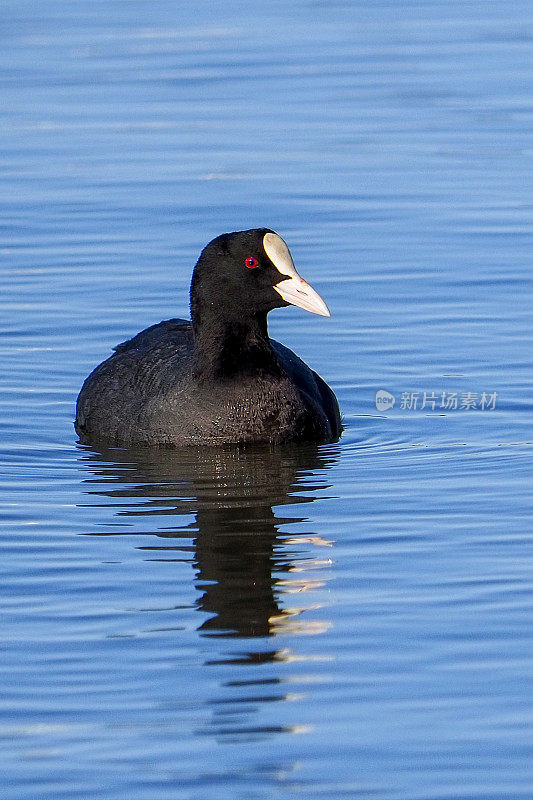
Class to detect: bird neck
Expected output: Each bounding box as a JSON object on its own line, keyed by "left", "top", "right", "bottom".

{"left": 192, "top": 311, "right": 282, "bottom": 380}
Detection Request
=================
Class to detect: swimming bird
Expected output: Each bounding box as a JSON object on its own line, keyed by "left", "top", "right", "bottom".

{"left": 75, "top": 229, "right": 342, "bottom": 447}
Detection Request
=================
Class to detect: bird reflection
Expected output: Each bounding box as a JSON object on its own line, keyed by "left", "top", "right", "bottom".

{"left": 78, "top": 443, "right": 338, "bottom": 640}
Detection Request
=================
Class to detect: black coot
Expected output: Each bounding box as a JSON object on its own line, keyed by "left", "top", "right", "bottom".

{"left": 75, "top": 228, "right": 342, "bottom": 446}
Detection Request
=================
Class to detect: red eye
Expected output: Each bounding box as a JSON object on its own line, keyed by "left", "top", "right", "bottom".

{"left": 245, "top": 256, "right": 259, "bottom": 269}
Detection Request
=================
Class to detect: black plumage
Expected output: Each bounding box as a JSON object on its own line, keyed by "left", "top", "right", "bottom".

{"left": 75, "top": 229, "right": 341, "bottom": 446}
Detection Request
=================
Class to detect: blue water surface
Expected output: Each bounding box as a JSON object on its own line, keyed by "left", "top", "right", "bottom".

{"left": 1, "top": 2, "right": 532, "bottom": 799}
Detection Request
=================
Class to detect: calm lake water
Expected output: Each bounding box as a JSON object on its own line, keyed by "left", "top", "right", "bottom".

{"left": 1, "top": 1, "right": 532, "bottom": 798}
